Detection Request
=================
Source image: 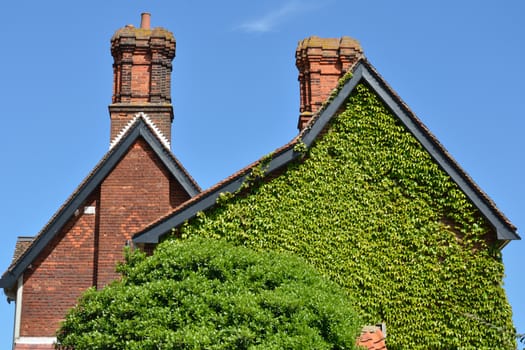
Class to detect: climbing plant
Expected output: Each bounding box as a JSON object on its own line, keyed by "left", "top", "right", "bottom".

{"left": 180, "top": 83, "right": 516, "bottom": 349}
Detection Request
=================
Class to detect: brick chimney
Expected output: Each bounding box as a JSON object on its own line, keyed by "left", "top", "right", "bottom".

{"left": 109, "top": 13, "right": 176, "bottom": 146}
{"left": 295, "top": 36, "right": 363, "bottom": 130}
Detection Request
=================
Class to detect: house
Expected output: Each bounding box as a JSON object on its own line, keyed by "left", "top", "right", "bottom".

{"left": 1, "top": 13, "right": 519, "bottom": 349}
{"left": 0, "top": 14, "right": 199, "bottom": 350}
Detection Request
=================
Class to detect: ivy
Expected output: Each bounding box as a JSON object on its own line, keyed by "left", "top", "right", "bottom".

{"left": 293, "top": 140, "right": 307, "bottom": 155}
{"left": 180, "top": 83, "right": 516, "bottom": 349}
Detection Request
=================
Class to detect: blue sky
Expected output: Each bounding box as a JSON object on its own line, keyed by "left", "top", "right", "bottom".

{"left": 0, "top": 0, "right": 523, "bottom": 346}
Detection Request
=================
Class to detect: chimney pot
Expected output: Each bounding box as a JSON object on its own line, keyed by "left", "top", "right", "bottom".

{"left": 140, "top": 13, "right": 151, "bottom": 29}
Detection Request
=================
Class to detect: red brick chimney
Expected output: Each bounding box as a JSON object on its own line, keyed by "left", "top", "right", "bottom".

{"left": 109, "top": 13, "right": 176, "bottom": 146}
{"left": 295, "top": 36, "right": 363, "bottom": 130}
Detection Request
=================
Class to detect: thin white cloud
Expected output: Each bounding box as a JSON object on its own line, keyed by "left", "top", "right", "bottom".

{"left": 237, "top": 1, "right": 319, "bottom": 33}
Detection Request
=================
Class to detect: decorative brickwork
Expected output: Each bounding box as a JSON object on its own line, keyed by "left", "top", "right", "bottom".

{"left": 295, "top": 36, "right": 363, "bottom": 130}
{"left": 110, "top": 112, "right": 171, "bottom": 149}
{"left": 109, "top": 13, "right": 176, "bottom": 145}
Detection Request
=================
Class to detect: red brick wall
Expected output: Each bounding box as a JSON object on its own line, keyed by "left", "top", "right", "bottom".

{"left": 19, "top": 138, "right": 192, "bottom": 339}
{"left": 130, "top": 53, "right": 151, "bottom": 103}
{"left": 96, "top": 137, "right": 190, "bottom": 287}
{"left": 20, "top": 193, "right": 99, "bottom": 336}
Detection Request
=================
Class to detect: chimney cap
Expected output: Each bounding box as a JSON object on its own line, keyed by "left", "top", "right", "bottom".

{"left": 111, "top": 13, "right": 175, "bottom": 42}
{"left": 296, "top": 36, "right": 362, "bottom": 52}
{"left": 140, "top": 12, "right": 151, "bottom": 29}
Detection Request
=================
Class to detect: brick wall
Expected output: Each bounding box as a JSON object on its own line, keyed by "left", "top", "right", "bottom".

{"left": 20, "top": 193, "right": 99, "bottom": 336}
{"left": 18, "top": 137, "right": 191, "bottom": 339}
{"left": 96, "top": 137, "right": 190, "bottom": 287}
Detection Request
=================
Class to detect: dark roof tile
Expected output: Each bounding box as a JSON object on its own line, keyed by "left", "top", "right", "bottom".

{"left": 11, "top": 237, "right": 34, "bottom": 267}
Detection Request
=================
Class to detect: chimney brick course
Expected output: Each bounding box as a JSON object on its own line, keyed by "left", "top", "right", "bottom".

{"left": 109, "top": 19, "right": 176, "bottom": 145}
{"left": 296, "top": 36, "right": 363, "bottom": 130}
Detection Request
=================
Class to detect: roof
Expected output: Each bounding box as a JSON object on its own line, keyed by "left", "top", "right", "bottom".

{"left": 0, "top": 114, "right": 201, "bottom": 290}
{"left": 357, "top": 325, "right": 387, "bottom": 350}
{"left": 11, "top": 237, "right": 34, "bottom": 266}
{"left": 133, "top": 59, "right": 519, "bottom": 245}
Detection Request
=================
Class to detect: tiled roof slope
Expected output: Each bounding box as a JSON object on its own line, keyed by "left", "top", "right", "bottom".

{"left": 0, "top": 115, "right": 201, "bottom": 291}
{"left": 11, "top": 237, "right": 34, "bottom": 266}
{"left": 134, "top": 59, "right": 519, "bottom": 245}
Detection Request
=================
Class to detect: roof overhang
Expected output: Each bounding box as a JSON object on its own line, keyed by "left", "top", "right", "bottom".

{"left": 133, "top": 60, "right": 519, "bottom": 246}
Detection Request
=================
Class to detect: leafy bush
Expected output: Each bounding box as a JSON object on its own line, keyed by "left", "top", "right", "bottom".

{"left": 57, "top": 237, "right": 362, "bottom": 349}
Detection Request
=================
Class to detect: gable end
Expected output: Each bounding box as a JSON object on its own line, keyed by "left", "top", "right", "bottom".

{"left": 352, "top": 62, "right": 518, "bottom": 243}
{"left": 0, "top": 118, "right": 200, "bottom": 291}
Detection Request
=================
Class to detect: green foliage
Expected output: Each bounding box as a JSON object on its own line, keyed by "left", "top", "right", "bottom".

{"left": 57, "top": 237, "right": 362, "bottom": 349}
{"left": 293, "top": 141, "right": 308, "bottom": 155}
{"left": 181, "top": 83, "right": 516, "bottom": 349}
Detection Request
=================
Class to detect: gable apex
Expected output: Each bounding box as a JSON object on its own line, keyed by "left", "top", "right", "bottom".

{"left": 350, "top": 61, "right": 518, "bottom": 242}
{"left": 110, "top": 112, "right": 171, "bottom": 150}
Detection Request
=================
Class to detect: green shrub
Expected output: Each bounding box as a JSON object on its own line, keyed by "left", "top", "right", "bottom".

{"left": 57, "top": 237, "right": 362, "bottom": 349}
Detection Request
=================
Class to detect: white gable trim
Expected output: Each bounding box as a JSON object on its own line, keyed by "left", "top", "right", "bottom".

{"left": 110, "top": 112, "right": 171, "bottom": 150}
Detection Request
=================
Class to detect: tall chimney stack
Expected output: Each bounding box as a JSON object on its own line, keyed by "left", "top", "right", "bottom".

{"left": 109, "top": 14, "right": 176, "bottom": 146}
{"left": 295, "top": 36, "right": 363, "bottom": 130}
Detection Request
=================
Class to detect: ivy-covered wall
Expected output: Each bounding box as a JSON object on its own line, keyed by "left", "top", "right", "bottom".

{"left": 179, "top": 83, "right": 515, "bottom": 349}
